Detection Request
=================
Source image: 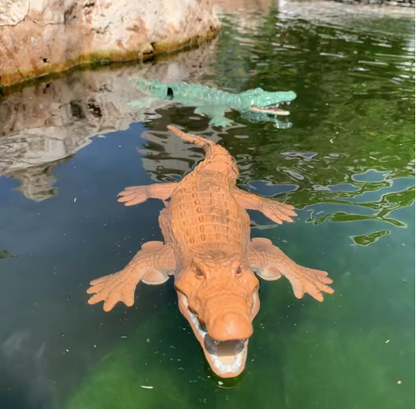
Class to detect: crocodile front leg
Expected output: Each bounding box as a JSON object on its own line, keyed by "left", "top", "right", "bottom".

{"left": 118, "top": 182, "right": 177, "bottom": 206}
{"left": 194, "top": 105, "right": 235, "bottom": 128}
{"left": 232, "top": 188, "right": 297, "bottom": 225}
{"left": 247, "top": 238, "right": 334, "bottom": 302}
{"left": 87, "top": 241, "right": 175, "bottom": 311}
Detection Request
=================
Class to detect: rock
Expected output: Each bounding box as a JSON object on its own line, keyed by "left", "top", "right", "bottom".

{"left": 0, "top": 0, "right": 28, "bottom": 25}
{"left": 0, "top": 0, "right": 219, "bottom": 86}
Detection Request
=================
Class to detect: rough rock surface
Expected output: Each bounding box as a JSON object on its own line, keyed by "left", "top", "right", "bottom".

{"left": 0, "top": 0, "right": 219, "bottom": 86}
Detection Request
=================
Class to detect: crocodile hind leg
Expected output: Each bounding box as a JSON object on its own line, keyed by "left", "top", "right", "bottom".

{"left": 247, "top": 238, "right": 334, "bottom": 302}
{"left": 232, "top": 188, "right": 297, "bottom": 225}
{"left": 118, "top": 182, "right": 177, "bottom": 206}
{"left": 87, "top": 241, "right": 175, "bottom": 311}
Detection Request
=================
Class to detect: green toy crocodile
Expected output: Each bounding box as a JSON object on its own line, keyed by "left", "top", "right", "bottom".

{"left": 129, "top": 78, "right": 296, "bottom": 129}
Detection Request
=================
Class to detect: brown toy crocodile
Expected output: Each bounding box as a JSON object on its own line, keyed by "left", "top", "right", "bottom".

{"left": 87, "top": 126, "right": 334, "bottom": 378}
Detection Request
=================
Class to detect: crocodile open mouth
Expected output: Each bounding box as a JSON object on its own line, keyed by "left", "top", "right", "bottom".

{"left": 179, "top": 293, "right": 250, "bottom": 376}
{"left": 190, "top": 309, "right": 247, "bottom": 375}
{"left": 250, "top": 101, "right": 292, "bottom": 116}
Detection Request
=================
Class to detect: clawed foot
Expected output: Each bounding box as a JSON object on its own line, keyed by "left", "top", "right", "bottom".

{"left": 208, "top": 116, "right": 235, "bottom": 128}
{"left": 250, "top": 238, "right": 333, "bottom": 302}
{"left": 280, "top": 263, "right": 334, "bottom": 302}
{"left": 87, "top": 270, "right": 138, "bottom": 311}
{"left": 117, "top": 186, "right": 148, "bottom": 206}
{"left": 261, "top": 199, "right": 298, "bottom": 224}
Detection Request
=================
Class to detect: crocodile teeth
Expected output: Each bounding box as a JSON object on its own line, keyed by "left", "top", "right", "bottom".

{"left": 204, "top": 335, "right": 246, "bottom": 374}
{"left": 249, "top": 104, "right": 290, "bottom": 116}
{"left": 183, "top": 295, "right": 247, "bottom": 374}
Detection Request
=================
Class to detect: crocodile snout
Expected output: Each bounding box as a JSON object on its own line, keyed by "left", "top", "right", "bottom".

{"left": 207, "top": 311, "right": 253, "bottom": 342}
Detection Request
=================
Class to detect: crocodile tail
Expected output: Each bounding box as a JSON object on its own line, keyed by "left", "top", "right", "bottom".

{"left": 167, "top": 126, "right": 234, "bottom": 172}
{"left": 167, "top": 126, "right": 216, "bottom": 148}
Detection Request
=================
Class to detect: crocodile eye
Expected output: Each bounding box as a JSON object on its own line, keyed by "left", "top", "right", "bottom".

{"left": 236, "top": 266, "right": 242, "bottom": 275}
{"left": 196, "top": 268, "right": 204, "bottom": 277}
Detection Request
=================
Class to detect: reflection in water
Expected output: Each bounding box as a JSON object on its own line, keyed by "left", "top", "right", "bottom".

{"left": 0, "top": 1, "right": 414, "bottom": 409}
{"left": 350, "top": 229, "right": 391, "bottom": 246}
{"left": 306, "top": 180, "right": 415, "bottom": 229}
{"left": 0, "top": 43, "right": 218, "bottom": 199}
{"left": 9, "top": 158, "right": 69, "bottom": 202}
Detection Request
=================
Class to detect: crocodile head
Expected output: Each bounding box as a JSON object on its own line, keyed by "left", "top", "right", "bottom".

{"left": 175, "top": 253, "right": 260, "bottom": 378}
{"left": 238, "top": 88, "right": 297, "bottom": 116}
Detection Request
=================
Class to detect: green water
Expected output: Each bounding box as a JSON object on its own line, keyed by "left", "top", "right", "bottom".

{"left": 0, "top": 3, "right": 414, "bottom": 409}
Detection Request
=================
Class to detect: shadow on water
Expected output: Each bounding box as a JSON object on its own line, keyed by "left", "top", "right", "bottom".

{"left": 0, "top": 1, "right": 414, "bottom": 408}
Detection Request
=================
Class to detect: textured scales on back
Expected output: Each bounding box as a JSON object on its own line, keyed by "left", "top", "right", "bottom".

{"left": 130, "top": 78, "right": 297, "bottom": 129}
{"left": 164, "top": 126, "right": 249, "bottom": 253}
{"left": 87, "top": 126, "right": 334, "bottom": 378}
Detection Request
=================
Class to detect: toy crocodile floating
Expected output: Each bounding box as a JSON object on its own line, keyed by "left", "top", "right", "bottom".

{"left": 87, "top": 126, "right": 333, "bottom": 378}
{"left": 129, "top": 78, "right": 297, "bottom": 129}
